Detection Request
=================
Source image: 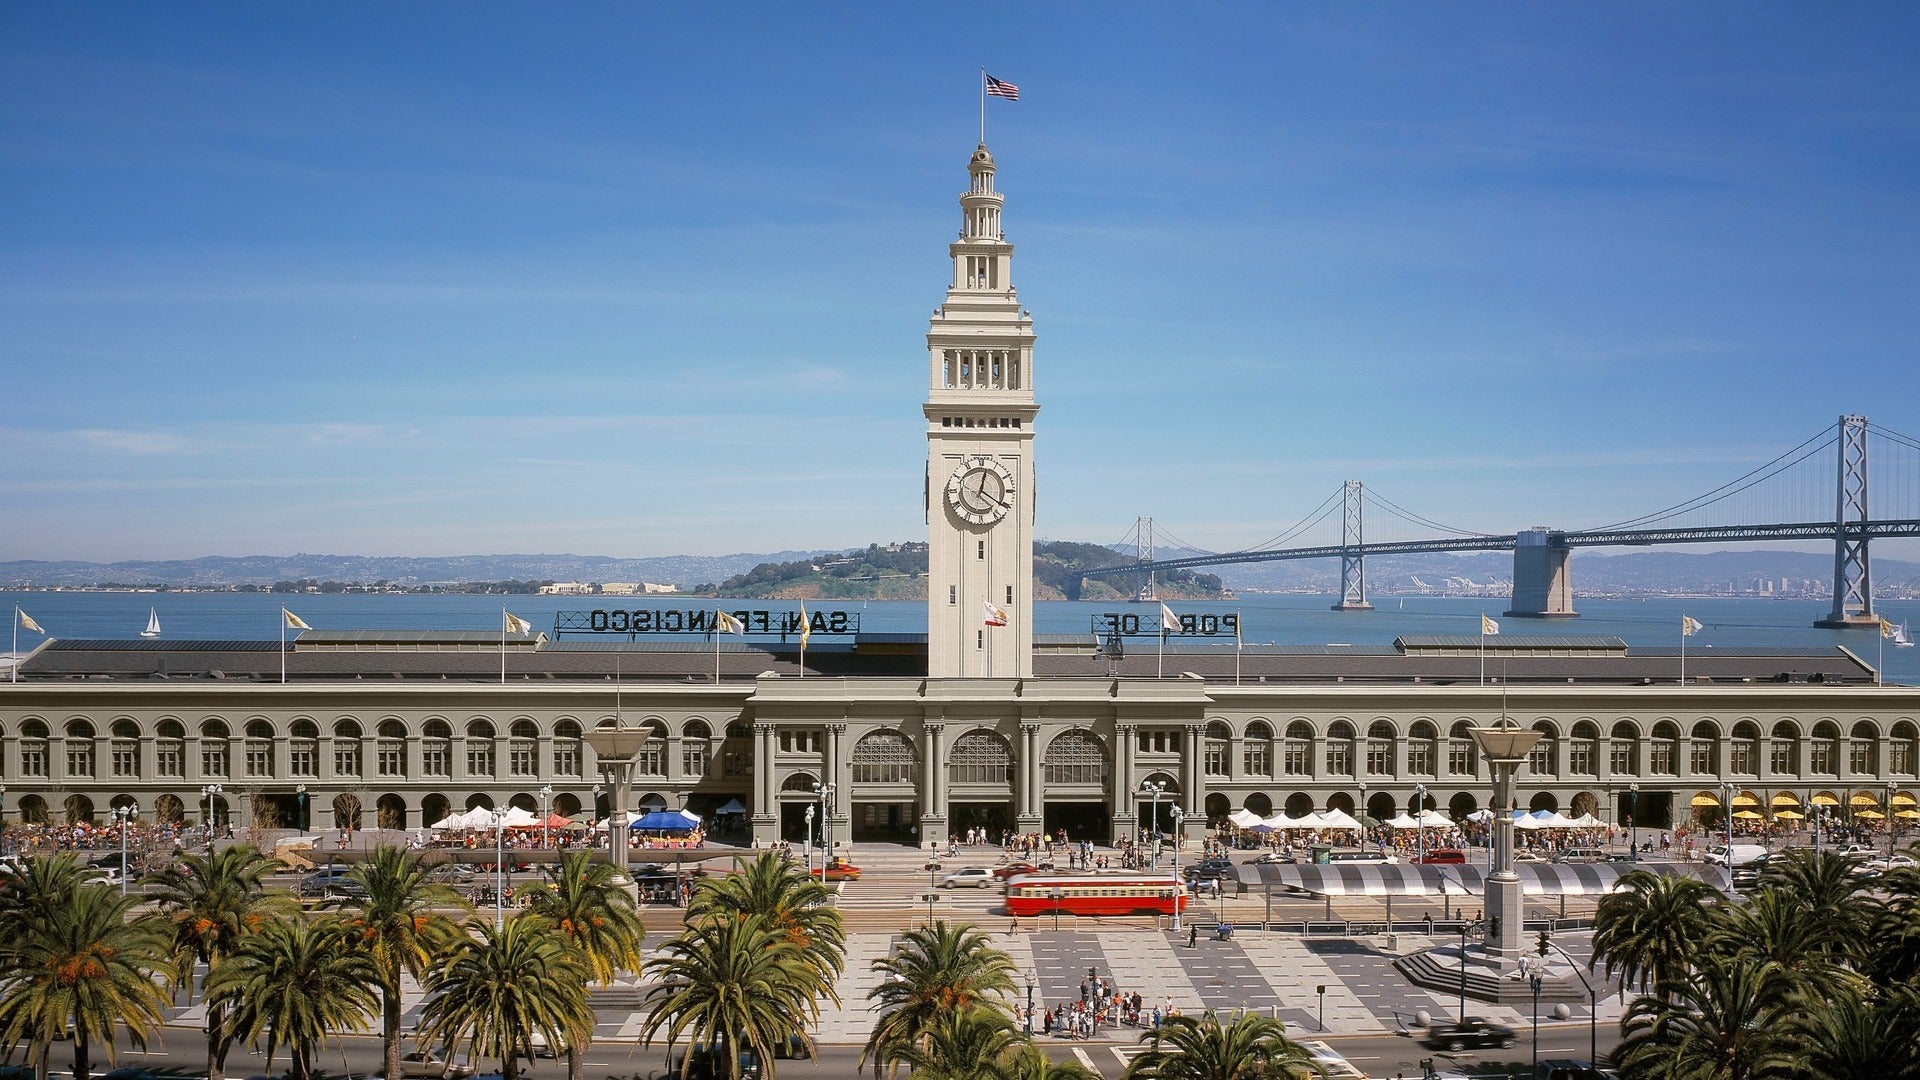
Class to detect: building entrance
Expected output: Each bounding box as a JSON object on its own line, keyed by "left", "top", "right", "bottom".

{"left": 779, "top": 801, "right": 815, "bottom": 843}
{"left": 853, "top": 801, "right": 920, "bottom": 844}
{"left": 949, "top": 801, "right": 1012, "bottom": 841}
{"left": 1043, "top": 801, "right": 1108, "bottom": 842}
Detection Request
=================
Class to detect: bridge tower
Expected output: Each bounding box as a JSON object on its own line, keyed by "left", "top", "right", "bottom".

{"left": 1136, "top": 517, "right": 1158, "bottom": 602}
{"left": 1331, "top": 480, "right": 1374, "bottom": 611}
{"left": 1505, "top": 527, "right": 1577, "bottom": 619}
{"left": 1815, "top": 414, "right": 1878, "bottom": 629}
{"left": 924, "top": 142, "right": 1038, "bottom": 678}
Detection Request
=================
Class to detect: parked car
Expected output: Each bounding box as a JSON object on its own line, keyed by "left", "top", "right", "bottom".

{"left": 1512, "top": 849, "right": 1546, "bottom": 863}
{"left": 992, "top": 861, "right": 1041, "bottom": 880}
{"left": 1553, "top": 848, "right": 1609, "bottom": 864}
{"left": 393, "top": 1050, "right": 474, "bottom": 1079}
{"left": 1294, "top": 1040, "right": 1366, "bottom": 1079}
{"left": 1182, "top": 858, "right": 1236, "bottom": 881}
{"left": 1426, "top": 1017, "right": 1517, "bottom": 1052}
{"left": 810, "top": 858, "right": 860, "bottom": 882}
{"left": 1326, "top": 850, "right": 1397, "bottom": 865}
{"left": 1418, "top": 849, "right": 1466, "bottom": 864}
{"left": 1832, "top": 844, "right": 1878, "bottom": 861}
{"left": 1251, "top": 851, "right": 1295, "bottom": 865}
{"left": 1702, "top": 843, "right": 1768, "bottom": 868}
{"left": 1867, "top": 854, "right": 1918, "bottom": 873}
{"left": 297, "top": 868, "right": 366, "bottom": 900}
{"left": 940, "top": 867, "right": 997, "bottom": 888}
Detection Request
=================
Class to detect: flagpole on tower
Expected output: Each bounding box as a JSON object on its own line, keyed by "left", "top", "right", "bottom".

{"left": 980, "top": 66, "right": 986, "bottom": 143}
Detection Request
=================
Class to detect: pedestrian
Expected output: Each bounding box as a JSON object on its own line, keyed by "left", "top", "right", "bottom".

{"left": 1009, "top": 914, "right": 1020, "bottom": 934}
{"left": 1188, "top": 924, "right": 1198, "bottom": 948}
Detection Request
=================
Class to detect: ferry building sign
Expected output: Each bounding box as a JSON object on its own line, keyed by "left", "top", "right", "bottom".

{"left": 554, "top": 608, "right": 860, "bottom": 637}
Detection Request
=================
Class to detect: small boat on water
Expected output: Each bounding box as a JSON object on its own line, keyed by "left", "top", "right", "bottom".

{"left": 140, "top": 609, "right": 161, "bottom": 637}
{"left": 1895, "top": 621, "right": 1914, "bottom": 648}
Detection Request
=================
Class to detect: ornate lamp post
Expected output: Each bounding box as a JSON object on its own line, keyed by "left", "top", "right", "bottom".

{"left": 201, "top": 783, "right": 222, "bottom": 852}
{"left": 113, "top": 802, "right": 136, "bottom": 896}
{"left": 811, "top": 781, "right": 836, "bottom": 862}
{"left": 1025, "top": 974, "right": 1036, "bottom": 1036}
{"left": 1628, "top": 782, "right": 1640, "bottom": 863}
{"left": 583, "top": 727, "right": 653, "bottom": 898}
{"left": 1529, "top": 969, "right": 1545, "bottom": 1078}
{"left": 1049, "top": 887, "right": 1063, "bottom": 931}
{"left": 1457, "top": 917, "right": 1484, "bottom": 1023}
{"left": 1721, "top": 779, "right": 1735, "bottom": 855}
{"left": 803, "top": 804, "right": 816, "bottom": 877}
{"left": 1468, "top": 717, "right": 1542, "bottom": 957}
{"left": 1889, "top": 781, "right": 1900, "bottom": 857}
{"left": 492, "top": 802, "right": 507, "bottom": 930}
{"left": 1414, "top": 782, "right": 1429, "bottom": 864}
{"left": 539, "top": 784, "right": 554, "bottom": 850}
{"left": 1358, "top": 780, "right": 1369, "bottom": 833}
{"left": 1141, "top": 780, "right": 1166, "bottom": 866}
{"left": 1170, "top": 805, "right": 1186, "bottom": 932}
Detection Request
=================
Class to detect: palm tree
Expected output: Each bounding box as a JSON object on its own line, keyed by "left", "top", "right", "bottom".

{"left": 1757, "top": 849, "right": 1874, "bottom": 949}
{"left": 863, "top": 920, "right": 1017, "bottom": 1075}
{"left": 1703, "top": 888, "right": 1855, "bottom": 999}
{"left": 642, "top": 913, "right": 815, "bottom": 1080}
{"left": 523, "top": 850, "right": 644, "bottom": 1080}
{"left": 0, "top": 857, "right": 171, "bottom": 1080}
{"left": 145, "top": 843, "right": 293, "bottom": 1080}
{"left": 418, "top": 913, "right": 593, "bottom": 1080}
{"left": 1792, "top": 984, "right": 1920, "bottom": 1080}
{"left": 688, "top": 850, "right": 845, "bottom": 1011}
{"left": 1863, "top": 865, "right": 1920, "bottom": 986}
{"left": 339, "top": 845, "right": 467, "bottom": 1080}
{"left": 1121, "top": 1010, "right": 1321, "bottom": 1080}
{"left": 1003, "top": 1044, "right": 1102, "bottom": 1080}
{"left": 1591, "top": 869, "right": 1718, "bottom": 996}
{"left": 1615, "top": 955, "right": 1802, "bottom": 1080}
{"left": 878, "top": 1005, "right": 1022, "bottom": 1080}
{"left": 206, "top": 919, "right": 379, "bottom": 1080}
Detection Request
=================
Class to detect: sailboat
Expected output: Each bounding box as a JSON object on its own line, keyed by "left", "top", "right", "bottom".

{"left": 140, "top": 609, "right": 161, "bottom": 638}
{"left": 1895, "top": 622, "right": 1914, "bottom": 648}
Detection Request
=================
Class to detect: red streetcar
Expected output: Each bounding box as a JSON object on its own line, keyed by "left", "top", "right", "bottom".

{"left": 1002, "top": 874, "right": 1188, "bottom": 918}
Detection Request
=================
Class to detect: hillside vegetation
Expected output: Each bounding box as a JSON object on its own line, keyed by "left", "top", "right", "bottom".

{"left": 688, "top": 541, "right": 1229, "bottom": 601}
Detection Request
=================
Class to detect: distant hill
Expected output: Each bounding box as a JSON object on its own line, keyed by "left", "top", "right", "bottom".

{"left": 684, "top": 541, "right": 1229, "bottom": 601}
{"left": 0, "top": 551, "right": 835, "bottom": 590}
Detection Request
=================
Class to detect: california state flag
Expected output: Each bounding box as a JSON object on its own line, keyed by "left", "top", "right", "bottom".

{"left": 983, "top": 600, "right": 1009, "bottom": 627}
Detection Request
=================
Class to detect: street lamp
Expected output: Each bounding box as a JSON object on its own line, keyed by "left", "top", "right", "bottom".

{"left": 1170, "top": 806, "right": 1186, "bottom": 932}
{"left": 1049, "top": 887, "right": 1064, "bottom": 932}
{"left": 201, "top": 784, "right": 222, "bottom": 852}
{"left": 1025, "top": 974, "right": 1035, "bottom": 1036}
{"left": 1457, "top": 917, "right": 1484, "bottom": 1024}
{"left": 1140, "top": 780, "right": 1166, "bottom": 867}
{"left": 1414, "top": 783, "right": 1430, "bottom": 865}
{"left": 811, "top": 781, "right": 836, "bottom": 863}
{"left": 1628, "top": 782, "right": 1640, "bottom": 863}
{"left": 493, "top": 801, "right": 507, "bottom": 931}
{"left": 539, "top": 784, "right": 554, "bottom": 850}
{"left": 1529, "top": 970, "right": 1545, "bottom": 1078}
{"left": 921, "top": 891, "right": 939, "bottom": 928}
{"left": 803, "top": 804, "right": 816, "bottom": 877}
{"left": 583, "top": 727, "right": 653, "bottom": 898}
{"left": 1721, "top": 779, "right": 1735, "bottom": 857}
{"left": 1358, "top": 780, "right": 1368, "bottom": 833}
{"left": 1889, "top": 782, "right": 1899, "bottom": 858}
{"left": 1541, "top": 940, "right": 1600, "bottom": 1064}
{"left": 113, "top": 803, "right": 136, "bottom": 896}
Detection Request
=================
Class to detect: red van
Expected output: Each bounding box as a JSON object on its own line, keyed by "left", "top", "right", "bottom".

{"left": 1418, "top": 849, "right": 1467, "bottom": 864}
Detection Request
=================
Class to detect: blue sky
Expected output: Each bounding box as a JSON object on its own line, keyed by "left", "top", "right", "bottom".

{"left": 4, "top": 5, "right": 1918, "bottom": 563}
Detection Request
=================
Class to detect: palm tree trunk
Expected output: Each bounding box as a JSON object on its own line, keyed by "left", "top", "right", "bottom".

{"left": 31, "top": 1037, "right": 50, "bottom": 1080}
{"left": 72, "top": 1029, "right": 90, "bottom": 1080}
{"left": 566, "top": 1044, "right": 583, "bottom": 1080}
{"left": 384, "top": 982, "right": 404, "bottom": 1080}
{"left": 208, "top": 998, "right": 229, "bottom": 1080}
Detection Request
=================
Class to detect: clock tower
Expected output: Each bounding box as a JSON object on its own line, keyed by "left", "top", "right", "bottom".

{"left": 925, "top": 143, "right": 1037, "bottom": 679}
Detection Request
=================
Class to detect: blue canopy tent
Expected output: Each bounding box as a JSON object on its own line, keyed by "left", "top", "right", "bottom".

{"left": 631, "top": 808, "right": 702, "bottom": 832}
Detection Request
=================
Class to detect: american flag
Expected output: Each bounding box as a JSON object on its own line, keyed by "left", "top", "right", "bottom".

{"left": 985, "top": 74, "right": 1019, "bottom": 100}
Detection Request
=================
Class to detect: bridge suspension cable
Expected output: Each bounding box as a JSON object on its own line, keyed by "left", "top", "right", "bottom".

{"left": 1589, "top": 425, "right": 1836, "bottom": 532}
{"left": 1364, "top": 489, "right": 1502, "bottom": 539}
{"left": 1242, "top": 486, "right": 1345, "bottom": 552}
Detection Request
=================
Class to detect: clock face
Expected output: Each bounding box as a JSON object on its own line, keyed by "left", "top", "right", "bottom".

{"left": 945, "top": 456, "right": 1015, "bottom": 526}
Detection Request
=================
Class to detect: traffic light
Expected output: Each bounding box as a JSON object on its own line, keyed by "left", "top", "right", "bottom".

{"left": 1538, "top": 928, "right": 1552, "bottom": 957}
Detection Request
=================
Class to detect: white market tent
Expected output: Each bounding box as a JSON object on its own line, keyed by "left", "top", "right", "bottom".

{"left": 1229, "top": 808, "right": 1265, "bottom": 829}
{"left": 1314, "top": 808, "right": 1363, "bottom": 832}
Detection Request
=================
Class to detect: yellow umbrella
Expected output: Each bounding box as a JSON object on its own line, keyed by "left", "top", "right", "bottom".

{"left": 1690, "top": 793, "right": 1721, "bottom": 808}
{"left": 1732, "top": 810, "right": 1764, "bottom": 820}
{"left": 1812, "top": 793, "right": 1841, "bottom": 807}
{"left": 1773, "top": 809, "right": 1806, "bottom": 820}
{"left": 1893, "top": 792, "right": 1917, "bottom": 808}
{"left": 1856, "top": 809, "right": 1885, "bottom": 820}
{"left": 1898, "top": 809, "right": 1920, "bottom": 820}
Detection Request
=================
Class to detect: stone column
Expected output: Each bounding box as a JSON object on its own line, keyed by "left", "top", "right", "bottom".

{"left": 752, "top": 724, "right": 777, "bottom": 835}
{"left": 921, "top": 722, "right": 947, "bottom": 847}
{"left": 1110, "top": 723, "right": 1135, "bottom": 844}
{"left": 825, "top": 723, "right": 848, "bottom": 849}
{"left": 1183, "top": 724, "right": 1205, "bottom": 838}
{"left": 1015, "top": 722, "right": 1038, "bottom": 827}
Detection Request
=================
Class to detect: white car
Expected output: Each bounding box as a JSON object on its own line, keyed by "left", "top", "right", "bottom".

{"left": 1296, "top": 1040, "right": 1366, "bottom": 1079}
{"left": 1864, "top": 854, "right": 1917, "bottom": 874}
{"left": 940, "top": 867, "right": 997, "bottom": 888}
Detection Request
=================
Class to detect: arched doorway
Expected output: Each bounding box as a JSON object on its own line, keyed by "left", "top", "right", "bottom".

{"left": 1204, "top": 793, "right": 1231, "bottom": 825}
{"left": 1365, "top": 792, "right": 1396, "bottom": 825}
{"left": 153, "top": 793, "right": 186, "bottom": 825}
{"left": 1448, "top": 792, "right": 1478, "bottom": 819}
{"left": 1244, "top": 792, "right": 1273, "bottom": 817}
{"left": 332, "top": 793, "right": 362, "bottom": 831}
{"left": 1284, "top": 792, "right": 1315, "bottom": 818}
{"left": 376, "top": 793, "right": 407, "bottom": 831}
{"left": 1134, "top": 771, "right": 1181, "bottom": 836}
{"left": 553, "top": 792, "right": 582, "bottom": 819}
{"left": 780, "top": 772, "right": 820, "bottom": 843}
{"left": 421, "top": 793, "right": 452, "bottom": 828}
{"left": 1569, "top": 791, "right": 1598, "bottom": 819}
{"left": 1529, "top": 792, "right": 1559, "bottom": 812}
{"left": 851, "top": 729, "right": 921, "bottom": 844}
{"left": 16, "top": 794, "right": 49, "bottom": 825}
{"left": 1325, "top": 792, "right": 1355, "bottom": 815}
{"left": 63, "top": 793, "right": 95, "bottom": 826}
{"left": 946, "top": 729, "right": 1013, "bottom": 843}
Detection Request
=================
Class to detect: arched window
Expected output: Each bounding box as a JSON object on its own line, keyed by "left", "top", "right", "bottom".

{"left": 290, "top": 718, "right": 320, "bottom": 778}
{"left": 949, "top": 731, "right": 1012, "bottom": 785}
{"left": 1044, "top": 730, "right": 1109, "bottom": 786}
{"left": 1283, "top": 721, "right": 1312, "bottom": 776}
{"left": 553, "top": 719, "right": 582, "bottom": 777}
{"left": 1731, "top": 720, "right": 1760, "bottom": 775}
{"left": 1811, "top": 721, "right": 1841, "bottom": 775}
{"left": 682, "top": 719, "right": 712, "bottom": 777}
{"left": 1690, "top": 721, "right": 1719, "bottom": 775}
{"left": 1849, "top": 721, "right": 1879, "bottom": 775}
{"left": 1366, "top": 720, "right": 1396, "bottom": 776}
{"left": 422, "top": 719, "right": 452, "bottom": 777}
{"left": 377, "top": 719, "right": 408, "bottom": 778}
{"left": 200, "top": 718, "right": 230, "bottom": 777}
{"left": 1569, "top": 721, "right": 1599, "bottom": 776}
{"left": 1893, "top": 721, "right": 1919, "bottom": 776}
{"left": 1529, "top": 721, "right": 1557, "bottom": 777}
{"left": 1610, "top": 721, "right": 1640, "bottom": 775}
{"left": 1770, "top": 721, "right": 1799, "bottom": 774}
{"left": 18, "top": 718, "right": 50, "bottom": 778}
{"left": 1325, "top": 721, "right": 1355, "bottom": 777}
{"left": 634, "top": 721, "right": 668, "bottom": 776}
{"left": 110, "top": 718, "right": 140, "bottom": 779}
{"left": 509, "top": 719, "right": 539, "bottom": 777}
{"left": 466, "top": 719, "right": 496, "bottom": 778}
{"left": 722, "top": 720, "right": 754, "bottom": 778}
{"left": 64, "top": 718, "right": 96, "bottom": 779}
{"left": 1448, "top": 721, "right": 1477, "bottom": 776}
{"left": 1649, "top": 721, "right": 1680, "bottom": 776}
{"left": 1407, "top": 720, "right": 1438, "bottom": 777}
{"left": 155, "top": 719, "right": 185, "bottom": 778}
{"left": 1243, "top": 721, "right": 1272, "bottom": 777}
{"left": 852, "top": 730, "right": 918, "bottom": 785}
{"left": 1204, "top": 721, "right": 1230, "bottom": 777}
{"left": 245, "top": 719, "right": 275, "bottom": 778}
{"left": 782, "top": 772, "right": 819, "bottom": 793}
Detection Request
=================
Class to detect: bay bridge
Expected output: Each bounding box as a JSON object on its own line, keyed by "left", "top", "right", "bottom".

{"left": 1089, "top": 415, "right": 1920, "bottom": 628}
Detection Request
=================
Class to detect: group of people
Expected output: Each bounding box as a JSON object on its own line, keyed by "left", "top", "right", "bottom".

{"left": 1023, "top": 969, "right": 1175, "bottom": 1039}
